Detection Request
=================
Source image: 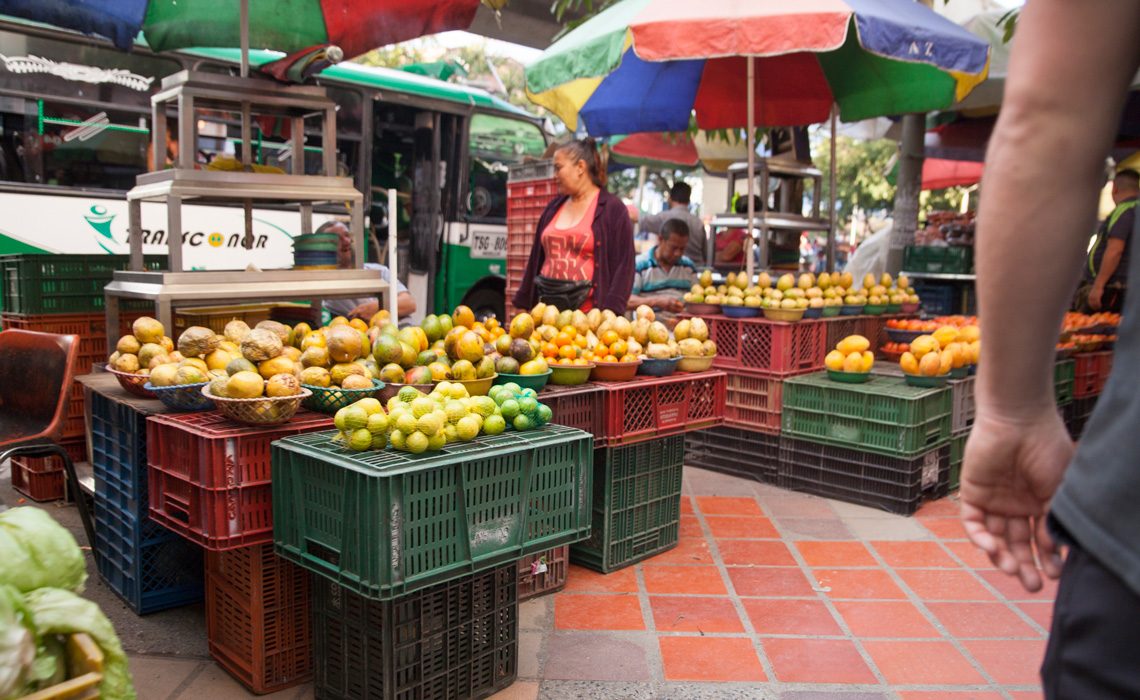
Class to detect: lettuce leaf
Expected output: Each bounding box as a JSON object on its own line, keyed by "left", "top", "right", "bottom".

{"left": 0, "top": 585, "right": 36, "bottom": 700}
{"left": 0, "top": 508, "right": 86, "bottom": 593}
{"left": 24, "top": 588, "right": 135, "bottom": 700}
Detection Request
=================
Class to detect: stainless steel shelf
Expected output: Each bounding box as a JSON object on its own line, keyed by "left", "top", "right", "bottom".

{"left": 902, "top": 272, "right": 977, "bottom": 281}
{"left": 710, "top": 214, "right": 832, "bottom": 232}
{"left": 104, "top": 269, "right": 389, "bottom": 331}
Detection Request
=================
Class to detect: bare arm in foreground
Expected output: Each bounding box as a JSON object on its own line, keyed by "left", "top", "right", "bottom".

{"left": 963, "top": 0, "right": 1140, "bottom": 591}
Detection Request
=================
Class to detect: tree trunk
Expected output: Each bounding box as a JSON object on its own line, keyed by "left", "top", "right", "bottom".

{"left": 888, "top": 113, "right": 926, "bottom": 275}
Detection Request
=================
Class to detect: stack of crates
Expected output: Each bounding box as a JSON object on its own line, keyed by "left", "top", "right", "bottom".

{"left": 685, "top": 314, "right": 840, "bottom": 485}
{"left": 270, "top": 425, "right": 594, "bottom": 695}
{"left": 779, "top": 373, "right": 954, "bottom": 515}
{"left": 1067, "top": 351, "right": 1112, "bottom": 440}
{"left": 145, "top": 409, "right": 332, "bottom": 694}
{"left": 0, "top": 253, "right": 164, "bottom": 498}
{"left": 84, "top": 376, "right": 204, "bottom": 614}
{"left": 505, "top": 161, "right": 556, "bottom": 310}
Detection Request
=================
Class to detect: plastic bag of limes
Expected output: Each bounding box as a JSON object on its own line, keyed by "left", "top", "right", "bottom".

{"left": 488, "top": 382, "right": 553, "bottom": 432}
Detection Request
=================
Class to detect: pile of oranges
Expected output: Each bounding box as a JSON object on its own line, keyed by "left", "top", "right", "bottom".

{"left": 593, "top": 329, "right": 640, "bottom": 364}
{"left": 886, "top": 315, "right": 978, "bottom": 333}
{"left": 540, "top": 326, "right": 594, "bottom": 366}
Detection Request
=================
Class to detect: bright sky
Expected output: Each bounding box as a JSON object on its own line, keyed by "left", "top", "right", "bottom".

{"left": 398, "top": 31, "right": 543, "bottom": 65}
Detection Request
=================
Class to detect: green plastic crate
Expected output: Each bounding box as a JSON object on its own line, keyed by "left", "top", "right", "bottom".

{"left": 902, "top": 245, "right": 973, "bottom": 274}
{"left": 0, "top": 254, "right": 166, "bottom": 314}
{"left": 570, "top": 435, "right": 684, "bottom": 573}
{"left": 1054, "top": 359, "right": 1074, "bottom": 406}
{"left": 271, "top": 424, "right": 593, "bottom": 600}
{"left": 781, "top": 373, "right": 952, "bottom": 457}
{"left": 949, "top": 430, "right": 968, "bottom": 491}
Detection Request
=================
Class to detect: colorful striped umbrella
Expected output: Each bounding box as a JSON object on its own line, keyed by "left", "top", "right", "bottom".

{"left": 0, "top": 0, "right": 481, "bottom": 59}
{"left": 526, "top": 0, "right": 992, "bottom": 136}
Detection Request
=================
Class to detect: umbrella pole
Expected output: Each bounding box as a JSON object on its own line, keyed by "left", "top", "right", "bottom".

{"left": 240, "top": 0, "right": 250, "bottom": 78}
{"left": 389, "top": 188, "right": 399, "bottom": 322}
{"left": 746, "top": 55, "right": 758, "bottom": 281}
{"left": 827, "top": 106, "right": 837, "bottom": 273}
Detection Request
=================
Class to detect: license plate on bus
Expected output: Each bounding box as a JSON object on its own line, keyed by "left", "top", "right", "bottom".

{"left": 470, "top": 230, "right": 507, "bottom": 259}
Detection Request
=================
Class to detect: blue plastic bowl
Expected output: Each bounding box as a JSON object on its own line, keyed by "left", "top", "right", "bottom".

{"left": 721, "top": 305, "right": 761, "bottom": 318}
{"left": 144, "top": 382, "right": 215, "bottom": 412}
{"left": 803, "top": 307, "right": 823, "bottom": 319}
{"left": 637, "top": 356, "right": 680, "bottom": 377}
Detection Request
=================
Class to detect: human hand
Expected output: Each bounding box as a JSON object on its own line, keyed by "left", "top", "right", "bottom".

{"left": 654, "top": 296, "right": 683, "bottom": 313}
{"left": 960, "top": 408, "right": 1072, "bottom": 592}
{"left": 350, "top": 299, "right": 379, "bottom": 320}
{"left": 1088, "top": 284, "right": 1104, "bottom": 311}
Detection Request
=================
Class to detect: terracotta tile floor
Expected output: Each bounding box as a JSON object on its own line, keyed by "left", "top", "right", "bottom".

{"left": 511, "top": 466, "right": 1053, "bottom": 699}
{"left": 103, "top": 464, "right": 1052, "bottom": 699}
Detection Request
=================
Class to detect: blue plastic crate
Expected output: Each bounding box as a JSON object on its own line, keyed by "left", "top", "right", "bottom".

{"left": 89, "top": 389, "right": 149, "bottom": 517}
{"left": 94, "top": 500, "right": 203, "bottom": 614}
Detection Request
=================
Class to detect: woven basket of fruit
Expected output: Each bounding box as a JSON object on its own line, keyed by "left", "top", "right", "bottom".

{"left": 105, "top": 366, "right": 158, "bottom": 399}
{"left": 203, "top": 385, "right": 312, "bottom": 426}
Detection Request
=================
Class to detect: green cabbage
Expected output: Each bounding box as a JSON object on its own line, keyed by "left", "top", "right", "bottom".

{"left": 24, "top": 588, "right": 135, "bottom": 700}
{"left": 0, "top": 508, "right": 86, "bottom": 593}
{"left": 0, "top": 585, "right": 35, "bottom": 699}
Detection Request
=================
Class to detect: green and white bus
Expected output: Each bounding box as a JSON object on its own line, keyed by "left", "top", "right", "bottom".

{"left": 0, "top": 17, "right": 548, "bottom": 320}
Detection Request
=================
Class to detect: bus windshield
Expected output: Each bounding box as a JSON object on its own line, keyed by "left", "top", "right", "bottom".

{"left": 467, "top": 113, "right": 546, "bottom": 221}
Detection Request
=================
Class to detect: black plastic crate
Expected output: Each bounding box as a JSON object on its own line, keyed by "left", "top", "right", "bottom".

{"left": 571, "top": 436, "right": 684, "bottom": 573}
{"left": 1066, "top": 396, "right": 1099, "bottom": 441}
{"left": 0, "top": 253, "right": 166, "bottom": 314}
{"left": 684, "top": 426, "right": 781, "bottom": 484}
{"left": 779, "top": 437, "right": 950, "bottom": 516}
{"left": 313, "top": 563, "right": 517, "bottom": 700}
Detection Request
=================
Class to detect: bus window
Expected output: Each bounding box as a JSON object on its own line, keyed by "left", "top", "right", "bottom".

{"left": 466, "top": 114, "right": 545, "bottom": 221}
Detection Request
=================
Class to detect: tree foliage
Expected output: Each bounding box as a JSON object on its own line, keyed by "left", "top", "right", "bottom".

{"left": 813, "top": 136, "right": 898, "bottom": 221}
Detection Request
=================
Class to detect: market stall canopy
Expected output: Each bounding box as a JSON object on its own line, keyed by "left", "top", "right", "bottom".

{"left": 0, "top": 0, "right": 481, "bottom": 59}
{"left": 525, "top": 0, "right": 992, "bottom": 136}
{"left": 608, "top": 132, "right": 750, "bottom": 174}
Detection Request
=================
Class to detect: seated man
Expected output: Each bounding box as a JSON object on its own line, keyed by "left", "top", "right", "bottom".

{"left": 319, "top": 220, "right": 416, "bottom": 323}
{"left": 628, "top": 219, "right": 697, "bottom": 323}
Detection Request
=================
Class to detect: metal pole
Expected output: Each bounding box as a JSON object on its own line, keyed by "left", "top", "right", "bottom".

{"left": 746, "top": 55, "right": 757, "bottom": 281}
{"left": 388, "top": 188, "right": 399, "bottom": 322}
{"left": 240, "top": 0, "right": 250, "bottom": 78}
{"left": 827, "top": 106, "right": 838, "bottom": 272}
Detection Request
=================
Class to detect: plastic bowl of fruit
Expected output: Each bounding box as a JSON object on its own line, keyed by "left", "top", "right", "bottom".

{"left": 721, "top": 304, "right": 761, "bottom": 318}
{"left": 301, "top": 379, "right": 384, "bottom": 414}
{"left": 886, "top": 328, "right": 925, "bottom": 344}
{"left": 762, "top": 307, "right": 806, "bottom": 323}
{"left": 638, "top": 356, "right": 680, "bottom": 377}
{"left": 863, "top": 304, "right": 887, "bottom": 316}
{"left": 452, "top": 374, "right": 497, "bottom": 396}
{"left": 826, "top": 369, "right": 871, "bottom": 384}
{"left": 591, "top": 359, "right": 641, "bottom": 382}
{"left": 950, "top": 366, "right": 970, "bottom": 379}
{"left": 885, "top": 303, "right": 903, "bottom": 314}
{"left": 802, "top": 307, "right": 824, "bottom": 319}
{"left": 549, "top": 363, "right": 594, "bottom": 386}
{"left": 684, "top": 302, "right": 722, "bottom": 316}
{"left": 903, "top": 372, "right": 950, "bottom": 388}
{"left": 105, "top": 366, "right": 159, "bottom": 399}
{"left": 676, "top": 354, "right": 716, "bottom": 372}
{"left": 840, "top": 305, "right": 865, "bottom": 316}
{"left": 900, "top": 302, "right": 921, "bottom": 314}
{"left": 493, "top": 370, "right": 551, "bottom": 392}
{"left": 821, "top": 306, "right": 841, "bottom": 318}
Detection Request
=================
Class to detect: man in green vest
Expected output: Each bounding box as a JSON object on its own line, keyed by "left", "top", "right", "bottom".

{"left": 1081, "top": 169, "right": 1139, "bottom": 311}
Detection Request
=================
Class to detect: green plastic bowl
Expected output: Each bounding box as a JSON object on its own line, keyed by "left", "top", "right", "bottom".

{"left": 903, "top": 372, "right": 950, "bottom": 388}
{"left": 863, "top": 305, "right": 887, "bottom": 316}
{"left": 301, "top": 379, "right": 384, "bottom": 414}
{"left": 821, "top": 306, "right": 841, "bottom": 317}
{"left": 885, "top": 304, "right": 903, "bottom": 314}
{"left": 826, "top": 369, "right": 871, "bottom": 384}
{"left": 549, "top": 363, "right": 593, "bottom": 386}
{"left": 950, "top": 366, "right": 970, "bottom": 379}
{"left": 493, "top": 370, "right": 552, "bottom": 391}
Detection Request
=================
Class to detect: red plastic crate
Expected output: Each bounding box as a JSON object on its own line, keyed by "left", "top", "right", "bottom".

{"left": 10, "top": 462, "right": 65, "bottom": 502}
{"left": 724, "top": 373, "right": 784, "bottom": 433}
{"left": 206, "top": 543, "right": 312, "bottom": 694}
{"left": 517, "top": 545, "right": 569, "bottom": 602}
{"left": 146, "top": 410, "right": 332, "bottom": 549}
{"left": 11, "top": 437, "right": 86, "bottom": 473}
{"left": 707, "top": 315, "right": 827, "bottom": 377}
{"left": 63, "top": 382, "right": 86, "bottom": 440}
{"left": 1073, "top": 351, "right": 1113, "bottom": 398}
{"left": 599, "top": 371, "right": 726, "bottom": 446}
{"left": 0, "top": 311, "right": 144, "bottom": 376}
{"left": 539, "top": 383, "right": 604, "bottom": 437}
{"left": 824, "top": 316, "right": 865, "bottom": 352}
